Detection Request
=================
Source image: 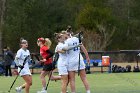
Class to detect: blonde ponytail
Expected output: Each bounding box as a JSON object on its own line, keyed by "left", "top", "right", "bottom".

{"left": 44, "top": 38, "right": 52, "bottom": 49}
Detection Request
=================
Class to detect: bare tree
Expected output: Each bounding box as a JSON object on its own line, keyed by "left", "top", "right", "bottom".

{"left": 97, "top": 24, "right": 116, "bottom": 50}
{"left": 81, "top": 25, "right": 116, "bottom": 51}
{"left": 0, "top": 0, "right": 6, "bottom": 54}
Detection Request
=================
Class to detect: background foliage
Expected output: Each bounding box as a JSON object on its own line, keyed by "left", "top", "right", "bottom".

{"left": 1, "top": 0, "right": 140, "bottom": 52}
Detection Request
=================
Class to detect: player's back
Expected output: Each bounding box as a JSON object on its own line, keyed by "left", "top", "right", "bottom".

{"left": 65, "top": 37, "right": 83, "bottom": 62}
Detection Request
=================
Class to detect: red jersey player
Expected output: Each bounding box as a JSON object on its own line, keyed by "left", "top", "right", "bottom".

{"left": 37, "top": 37, "right": 61, "bottom": 93}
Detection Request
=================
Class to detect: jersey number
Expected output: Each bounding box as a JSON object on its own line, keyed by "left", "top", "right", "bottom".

{"left": 73, "top": 43, "right": 78, "bottom": 51}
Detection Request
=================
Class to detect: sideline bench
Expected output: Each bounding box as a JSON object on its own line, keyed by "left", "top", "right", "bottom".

{"left": 84, "top": 59, "right": 112, "bottom": 73}
{"left": 10, "top": 59, "right": 112, "bottom": 74}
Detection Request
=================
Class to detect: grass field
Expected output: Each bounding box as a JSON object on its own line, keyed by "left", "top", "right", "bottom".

{"left": 0, "top": 73, "right": 140, "bottom": 93}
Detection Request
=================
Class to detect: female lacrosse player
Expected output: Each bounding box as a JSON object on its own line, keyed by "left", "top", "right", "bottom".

{"left": 62, "top": 31, "right": 91, "bottom": 93}
{"left": 56, "top": 32, "right": 82, "bottom": 93}
{"left": 15, "top": 38, "right": 32, "bottom": 93}
{"left": 37, "top": 37, "right": 61, "bottom": 93}
{"left": 55, "top": 33, "right": 69, "bottom": 93}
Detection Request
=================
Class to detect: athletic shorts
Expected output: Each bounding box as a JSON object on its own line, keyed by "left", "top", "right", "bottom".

{"left": 68, "top": 60, "right": 85, "bottom": 71}
{"left": 18, "top": 67, "right": 31, "bottom": 76}
{"left": 43, "top": 63, "right": 54, "bottom": 71}
{"left": 58, "top": 65, "right": 68, "bottom": 76}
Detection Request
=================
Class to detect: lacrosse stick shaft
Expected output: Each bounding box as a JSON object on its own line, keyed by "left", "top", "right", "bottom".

{"left": 78, "top": 32, "right": 82, "bottom": 76}
{"left": 8, "top": 56, "right": 29, "bottom": 93}
{"left": 8, "top": 68, "right": 22, "bottom": 92}
{"left": 45, "top": 70, "right": 53, "bottom": 90}
{"left": 78, "top": 48, "right": 81, "bottom": 76}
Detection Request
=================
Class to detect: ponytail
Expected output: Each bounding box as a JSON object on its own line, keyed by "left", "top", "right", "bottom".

{"left": 44, "top": 38, "right": 52, "bottom": 49}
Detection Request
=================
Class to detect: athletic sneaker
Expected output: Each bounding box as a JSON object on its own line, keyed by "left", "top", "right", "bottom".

{"left": 60, "top": 91, "right": 68, "bottom": 93}
{"left": 37, "top": 90, "right": 47, "bottom": 93}
{"left": 15, "top": 87, "right": 22, "bottom": 93}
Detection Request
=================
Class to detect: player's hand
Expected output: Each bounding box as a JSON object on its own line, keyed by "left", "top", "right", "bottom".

{"left": 18, "top": 65, "right": 24, "bottom": 69}
{"left": 40, "top": 59, "right": 46, "bottom": 62}
{"left": 86, "top": 57, "right": 90, "bottom": 64}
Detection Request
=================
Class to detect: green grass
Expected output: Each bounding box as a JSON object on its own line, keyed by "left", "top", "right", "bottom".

{"left": 0, "top": 73, "right": 140, "bottom": 93}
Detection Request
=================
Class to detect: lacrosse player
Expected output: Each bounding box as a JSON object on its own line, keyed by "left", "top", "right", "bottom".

{"left": 61, "top": 31, "right": 91, "bottom": 93}
{"left": 37, "top": 37, "right": 61, "bottom": 93}
{"left": 15, "top": 38, "right": 32, "bottom": 93}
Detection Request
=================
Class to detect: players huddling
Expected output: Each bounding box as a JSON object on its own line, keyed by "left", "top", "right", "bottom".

{"left": 55, "top": 30, "right": 90, "bottom": 93}
{"left": 13, "top": 26, "right": 90, "bottom": 93}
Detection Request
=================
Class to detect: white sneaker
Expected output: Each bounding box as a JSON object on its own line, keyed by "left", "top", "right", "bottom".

{"left": 15, "top": 87, "right": 22, "bottom": 93}
{"left": 37, "top": 90, "right": 47, "bottom": 93}
{"left": 60, "top": 91, "right": 68, "bottom": 93}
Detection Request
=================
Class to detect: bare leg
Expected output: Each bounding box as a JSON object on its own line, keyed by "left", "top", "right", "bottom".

{"left": 48, "top": 71, "right": 61, "bottom": 80}
{"left": 40, "top": 71, "right": 48, "bottom": 88}
{"left": 61, "top": 75, "right": 68, "bottom": 93}
{"left": 20, "top": 83, "right": 26, "bottom": 89}
{"left": 80, "top": 69, "right": 90, "bottom": 91}
{"left": 22, "top": 75, "right": 32, "bottom": 93}
{"left": 68, "top": 71, "right": 76, "bottom": 93}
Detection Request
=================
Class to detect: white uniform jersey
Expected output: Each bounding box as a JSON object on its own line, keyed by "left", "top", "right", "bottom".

{"left": 55, "top": 42, "right": 68, "bottom": 75}
{"left": 65, "top": 37, "right": 85, "bottom": 71}
{"left": 15, "top": 48, "right": 31, "bottom": 76}
{"left": 56, "top": 42, "right": 68, "bottom": 66}
{"left": 65, "top": 37, "right": 84, "bottom": 62}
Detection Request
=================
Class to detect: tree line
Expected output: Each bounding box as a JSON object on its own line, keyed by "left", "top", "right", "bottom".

{"left": 0, "top": 0, "right": 140, "bottom": 53}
